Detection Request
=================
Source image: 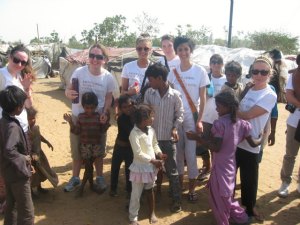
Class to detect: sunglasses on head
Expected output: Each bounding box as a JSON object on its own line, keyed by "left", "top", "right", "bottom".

{"left": 136, "top": 47, "right": 150, "bottom": 52}
{"left": 210, "top": 60, "right": 222, "bottom": 65}
{"left": 12, "top": 56, "right": 28, "bottom": 66}
{"left": 89, "top": 53, "right": 104, "bottom": 60}
{"left": 251, "top": 69, "right": 269, "bottom": 76}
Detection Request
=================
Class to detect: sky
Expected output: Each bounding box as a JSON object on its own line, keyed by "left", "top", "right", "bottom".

{"left": 1, "top": 0, "right": 300, "bottom": 45}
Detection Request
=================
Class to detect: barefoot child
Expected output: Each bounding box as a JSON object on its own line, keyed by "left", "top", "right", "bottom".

{"left": 186, "top": 91, "right": 261, "bottom": 225}
{"left": 110, "top": 95, "right": 134, "bottom": 197}
{"left": 128, "top": 104, "right": 166, "bottom": 225}
{"left": 27, "top": 106, "right": 58, "bottom": 195}
{"left": 64, "top": 92, "right": 110, "bottom": 194}
{"left": 0, "top": 86, "right": 34, "bottom": 225}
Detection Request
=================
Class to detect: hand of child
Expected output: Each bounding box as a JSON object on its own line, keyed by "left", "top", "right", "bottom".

{"left": 186, "top": 131, "right": 199, "bottom": 141}
{"left": 47, "top": 141, "right": 54, "bottom": 151}
{"left": 63, "top": 113, "right": 72, "bottom": 123}
{"left": 171, "top": 128, "right": 179, "bottom": 143}
{"left": 31, "top": 154, "right": 39, "bottom": 161}
{"left": 24, "top": 155, "right": 31, "bottom": 164}
{"left": 158, "top": 153, "right": 167, "bottom": 161}
{"left": 30, "top": 165, "right": 36, "bottom": 174}
{"left": 150, "top": 159, "right": 163, "bottom": 169}
{"left": 99, "top": 112, "right": 108, "bottom": 124}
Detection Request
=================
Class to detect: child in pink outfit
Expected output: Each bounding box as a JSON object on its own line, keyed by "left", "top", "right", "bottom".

{"left": 187, "top": 91, "right": 261, "bottom": 225}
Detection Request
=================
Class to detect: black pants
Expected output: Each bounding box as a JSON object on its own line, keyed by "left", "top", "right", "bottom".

{"left": 4, "top": 178, "right": 34, "bottom": 225}
{"left": 110, "top": 144, "right": 133, "bottom": 193}
{"left": 236, "top": 147, "right": 259, "bottom": 217}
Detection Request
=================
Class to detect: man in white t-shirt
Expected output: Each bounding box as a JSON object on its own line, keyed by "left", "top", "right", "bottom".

{"left": 278, "top": 54, "right": 300, "bottom": 197}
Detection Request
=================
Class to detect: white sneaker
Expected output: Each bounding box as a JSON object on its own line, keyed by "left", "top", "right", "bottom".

{"left": 278, "top": 182, "right": 289, "bottom": 198}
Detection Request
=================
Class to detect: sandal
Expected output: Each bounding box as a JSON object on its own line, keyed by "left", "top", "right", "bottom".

{"left": 197, "top": 167, "right": 211, "bottom": 181}
{"left": 188, "top": 192, "right": 198, "bottom": 203}
{"left": 253, "top": 211, "right": 264, "bottom": 222}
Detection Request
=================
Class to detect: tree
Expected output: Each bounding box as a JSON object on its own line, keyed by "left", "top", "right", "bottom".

{"left": 247, "top": 31, "right": 299, "bottom": 54}
{"left": 67, "top": 35, "right": 85, "bottom": 49}
{"left": 176, "top": 24, "right": 212, "bottom": 45}
{"left": 133, "top": 12, "right": 161, "bottom": 38}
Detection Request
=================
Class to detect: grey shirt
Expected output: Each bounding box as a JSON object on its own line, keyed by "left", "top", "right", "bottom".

{"left": 144, "top": 86, "right": 184, "bottom": 141}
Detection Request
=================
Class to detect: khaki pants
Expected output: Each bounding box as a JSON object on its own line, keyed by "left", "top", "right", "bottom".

{"left": 280, "top": 125, "right": 300, "bottom": 184}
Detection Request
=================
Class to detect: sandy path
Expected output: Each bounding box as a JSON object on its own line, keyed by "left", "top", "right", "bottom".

{"left": 0, "top": 77, "right": 299, "bottom": 225}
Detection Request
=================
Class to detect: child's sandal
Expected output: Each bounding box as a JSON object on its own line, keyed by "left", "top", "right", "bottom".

{"left": 188, "top": 192, "right": 198, "bottom": 203}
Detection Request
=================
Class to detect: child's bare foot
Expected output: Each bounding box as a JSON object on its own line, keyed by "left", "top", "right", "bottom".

{"left": 149, "top": 213, "right": 158, "bottom": 224}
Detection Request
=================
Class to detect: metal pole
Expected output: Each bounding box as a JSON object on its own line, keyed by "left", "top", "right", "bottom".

{"left": 228, "top": 0, "right": 234, "bottom": 48}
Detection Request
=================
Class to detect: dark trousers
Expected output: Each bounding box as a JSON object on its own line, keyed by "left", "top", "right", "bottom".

{"left": 236, "top": 147, "right": 259, "bottom": 217}
{"left": 110, "top": 144, "right": 133, "bottom": 193}
{"left": 158, "top": 140, "right": 181, "bottom": 203}
{"left": 4, "top": 178, "right": 34, "bottom": 225}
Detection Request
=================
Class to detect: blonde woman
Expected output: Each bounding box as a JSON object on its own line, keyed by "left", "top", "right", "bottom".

{"left": 236, "top": 56, "right": 277, "bottom": 221}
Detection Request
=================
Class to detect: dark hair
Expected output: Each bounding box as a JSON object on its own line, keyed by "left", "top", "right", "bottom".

{"left": 161, "top": 34, "right": 174, "bottom": 43}
{"left": 81, "top": 92, "right": 98, "bottom": 107}
{"left": 145, "top": 62, "right": 169, "bottom": 81}
{"left": 9, "top": 44, "right": 34, "bottom": 77}
{"left": 9, "top": 44, "right": 31, "bottom": 58}
{"left": 269, "top": 49, "right": 282, "bottom": 61}
{"left": 215, "top": 91, "right": 239, "bottom": 123}
{"left": 26, "top": 106, "right": 38, "bottom": 118}
{"left": 210, "top": 54, "right": 223, "bottom": 64}
{"left": 225, "top": 60, "right": 242, "bottom": 78}
{"left": 118, "top": 94, "right": 132, "bottom": 108}
{"left": 132, "top": 104, "right": 153, "bottom": 125}
{"left": 173, "top": 36, "right": 196, "bottom": 54}
{"left": 0, "top": 86, "right": 27, "bottom": 113}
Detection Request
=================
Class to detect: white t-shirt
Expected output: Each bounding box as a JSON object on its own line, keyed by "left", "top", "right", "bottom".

{"left": 158, "top": 56, "right": 180, "bottom": 71}
{"left": 121, "top": 60, "right": 149, "bottom": 89}
{"left": 70, "top": 66, "right": 116, "bottom": 117}
{"left": 286, "top": 74, "right": 300, "bottom": 128}
{"left": 237, "top": 85, "right": 277, "bottom": 153}
{"left": 0, "top": 67, "right": 29, "bottom": 132}
{"left": 202, "top": 75, "right": 227, "bottom": 124}
{"left": 167, "top": 64, "right": 210, "bottom": 115}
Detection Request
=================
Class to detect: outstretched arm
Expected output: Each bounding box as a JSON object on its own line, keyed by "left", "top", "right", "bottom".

{"left": 186, "top": 131, "right": 222, "bottom": 152}
{"left": 40, "top": 134, "right": 54, "bottom": 151}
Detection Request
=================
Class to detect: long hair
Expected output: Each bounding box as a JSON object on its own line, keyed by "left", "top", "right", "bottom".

{"left": 215, "top": 91, "right": 239, "bottom": 123}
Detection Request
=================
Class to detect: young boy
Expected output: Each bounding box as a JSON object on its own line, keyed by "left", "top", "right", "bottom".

{"left": 144, "top": 62, "right": 184, "bottom": 213}
{"left": 0, "top": 86, "right": 34, "bottom": 225}
{"left": 64, "top": 92, "right": 110, "bottom": 193}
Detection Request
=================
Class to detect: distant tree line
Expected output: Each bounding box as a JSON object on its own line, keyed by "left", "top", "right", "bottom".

{"left": 2, "top": 12, "right": 299, "bottom": 54}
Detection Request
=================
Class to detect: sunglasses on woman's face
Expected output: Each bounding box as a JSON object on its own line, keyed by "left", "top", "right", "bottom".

{"left": 12, "top": 56, "right": 28, "bottom": 66}
{"left": 210, "top": 60, "right": 222, "bottom": 65}
{"left": 136, "top": 47, "right": 150, "bottom": 52}
{"left": 89, "top": 53, "right": 104, "bottom": 60}
{"left": 251, "top": 69, "right": 269, "bottom": 76}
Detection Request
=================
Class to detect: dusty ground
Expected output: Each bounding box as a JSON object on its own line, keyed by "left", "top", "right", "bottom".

{"left": 0, "top": 77, "right": 299, "bottom": 225}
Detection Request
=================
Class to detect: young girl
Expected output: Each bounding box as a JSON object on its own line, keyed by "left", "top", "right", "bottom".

{"left": 110, "top": 95, "right": 134, "bottom": 197}
{"left": 27, "top": 107, "right": 58, "bottom": 194}
{"left": 128, "top": 104, "right": 166, "bottom": 225}
{"left": 221, "top": 60, "right": 244, "bottom": 100}
{"left": 64, "top": 92, "right": 110, "bottom": 193}
{"left": 186, "top": 91, "right": 261, "bottom": 225}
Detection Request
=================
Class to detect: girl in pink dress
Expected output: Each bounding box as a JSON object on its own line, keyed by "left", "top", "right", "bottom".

{"left": 128, "top": 104, "right": 166, "bottom": 225}
{"left": 187, "top": 91, "right": 261, "bottom": 225}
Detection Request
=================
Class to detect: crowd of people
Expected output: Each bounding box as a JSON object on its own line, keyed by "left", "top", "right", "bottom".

{"left": 0, "top": 35, "right": 299, "bottom": 225}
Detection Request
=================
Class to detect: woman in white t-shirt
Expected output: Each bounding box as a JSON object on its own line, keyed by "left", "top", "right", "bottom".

{"left": 168, "top": 36, "right": 210, "bottom": 202}
{"left": 64, "top": 43, "right": 116, "bottom": 192}
{"left": 158, "top": 34, "right": 180, "bottom": 71}
{"left": 236, "top": 56, "right": 277, "bottom": 221}
{"left": 121, "top": 34, "right": 152, "bottom": 99}
{"left": 0, "top": 44, "right": 34, "bottom": 133}
{"left": 277, "top": 54, "right": 300, "bottom": 198}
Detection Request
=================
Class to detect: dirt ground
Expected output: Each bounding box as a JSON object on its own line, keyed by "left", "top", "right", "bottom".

{"left": 0, "top": 77, "right": 299, "bottom": 225}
